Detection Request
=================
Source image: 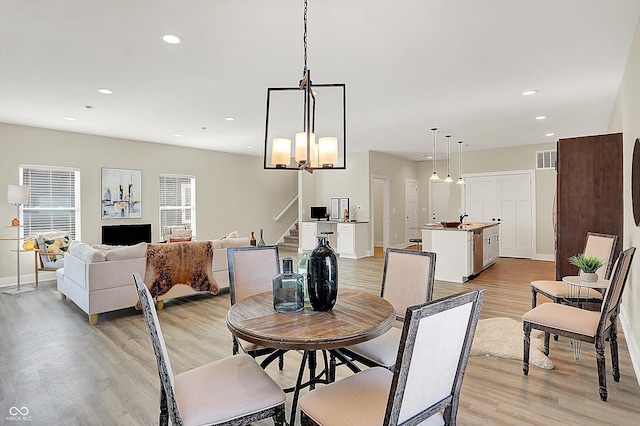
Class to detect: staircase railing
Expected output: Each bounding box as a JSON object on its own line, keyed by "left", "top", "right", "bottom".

{"left": 274, "top": 194, "right": 298, "bottom": 221}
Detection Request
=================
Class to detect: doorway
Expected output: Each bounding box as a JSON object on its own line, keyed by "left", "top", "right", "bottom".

{"left": 372, "top": 175, "right": 390, "bottom": 251}
{"left": 429, "top": 180, "right": 451, "bottom": 223}
{"left": 405, "top": 179, "right": 419, "bottom": 241}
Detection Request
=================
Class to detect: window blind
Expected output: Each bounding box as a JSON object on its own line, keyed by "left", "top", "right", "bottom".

{"left": 20, "top": 165, "right": 80, "bottom": 240}
{"left": 159, "top": 174, "right": 196, "bottom": 236}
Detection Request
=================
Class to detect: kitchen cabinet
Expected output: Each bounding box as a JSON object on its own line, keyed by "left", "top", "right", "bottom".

{"left": 483, "top": 226, "right": 499, "bottom": 268}
{"left": 337, "top": 222, "right": 369, "bottom": 259}
{"left": 301, "top": 221, "right": 370, "bottom": 258}
{"left": 423, "top": 223, "right": 499, "bottom": 283}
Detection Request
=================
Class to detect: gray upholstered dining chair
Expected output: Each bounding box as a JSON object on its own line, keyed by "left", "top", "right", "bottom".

{"left": 227, "top": 245, "right": 285, "bottom": 369}
{"left": 337, "top": 248, "right": 436, "bottom": 370}
{"left": 299, "top": 289, "right": 485, "bottom": 426}
{"left": 523, "top": 247, "right": 635, "bottom": 402}
{"left": 531, "top": 232, "right": 618, "bottom": 309}
{"left": 132, "top": 272, "right": 286, "bottom": 426}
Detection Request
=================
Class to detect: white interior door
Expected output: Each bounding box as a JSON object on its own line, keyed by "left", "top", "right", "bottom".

{"left": 406, "top": 180, "right": 419, "bottom": 240}
{"left": 429, "top": 181, "right": 450, "bottom": 223}
{"left": 465, "top": 172, "right": 533, "bottom": 258}
{"left": 498, "top": 173, "right": 532, "bottom": 258}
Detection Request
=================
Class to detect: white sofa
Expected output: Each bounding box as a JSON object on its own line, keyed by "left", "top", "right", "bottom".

{"left": 57, "top": 233, "right": 251, "bottom": 324}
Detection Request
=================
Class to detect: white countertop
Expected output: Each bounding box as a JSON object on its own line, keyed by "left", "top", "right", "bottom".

{"left": 421, "top": 222, "right": 499, "bottom": 231}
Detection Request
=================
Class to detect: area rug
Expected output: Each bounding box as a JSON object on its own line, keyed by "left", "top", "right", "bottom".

{"left": 471, "top": 317, "right": 554, "bottom": 369}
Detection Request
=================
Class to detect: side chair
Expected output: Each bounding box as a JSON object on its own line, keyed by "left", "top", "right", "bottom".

{"left": 227, "top": 245, "right": 286, "bottom": 369}
{"left": 132, "top": 272, "right": 286, "bottom": 426}
{"left": 336, "top": 248, "right": 437, "bottom": 371}
{"left": 299, "top": 289, "right": 485, "bottom": 426}
{"left": 531, "top": 232, "right": 618, "bottom": 309}
{"left": 522, "top": 247, "right": 635, "bottom": 401}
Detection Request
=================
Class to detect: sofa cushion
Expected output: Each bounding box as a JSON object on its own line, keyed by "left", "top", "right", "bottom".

{"left": 222, "top": 237, "right": 251, "bottom": 248}
{"left": 105, "top": 242, "right": 147, "bottom": 261}
{"left": 211, "top": 239, "right": 223, "bottom": 250}
{"left": 70, "top": 241, "right": 106, "bottom": 263}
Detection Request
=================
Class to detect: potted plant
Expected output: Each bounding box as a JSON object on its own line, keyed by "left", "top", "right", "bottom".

{"left": 568, "top": 254, "right": 606, "bottom": 283}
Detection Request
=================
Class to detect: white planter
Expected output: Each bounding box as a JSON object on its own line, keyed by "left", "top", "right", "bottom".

{"left": 580, "top": 271, "right": 599, "bottom": 283}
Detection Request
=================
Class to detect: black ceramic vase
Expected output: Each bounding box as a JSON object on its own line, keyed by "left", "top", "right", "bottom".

{"left": 307, "top": 235, "right": 338, "bottom": 311}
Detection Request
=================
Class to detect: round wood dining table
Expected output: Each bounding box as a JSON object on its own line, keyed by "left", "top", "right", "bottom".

{"left": 227, "top": 288, "right": 396, "bottom": 350}
{"left": 226, "top": 288, "right": 395, "bottom": 425}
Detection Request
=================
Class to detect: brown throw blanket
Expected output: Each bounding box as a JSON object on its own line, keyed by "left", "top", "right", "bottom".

{"left": 143, "top": 241, "right": 218, "bottom": 299}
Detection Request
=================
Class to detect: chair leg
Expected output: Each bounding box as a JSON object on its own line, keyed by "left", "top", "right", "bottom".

{"left": 543, "top": 332, "right": 550, "bottom": 356}
{"left": 609, "top": 320, "right": 620, "bottom": 382}
{"left": 531, "top": 287, "right": 537, "bottom": 309}
{"left": 523, "top": 322, "right": 531, "bottom": 375}
{"left": 596, "top": 341, "right": 608, "bottom": 401}
{"left": 274, "top": 404, "right": 285, "bottom": 426}
{"left": 278, "top": 353, "right": 284, "bottom": 370}
{"left": 159, "top": 385, "right": 169, "bottom": 426}
{"left": 232, "top": 338, "right": 239, "bottom": 355}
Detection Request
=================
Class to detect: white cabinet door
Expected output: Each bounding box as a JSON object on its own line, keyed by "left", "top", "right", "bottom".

{"left": 301, "top": 222, "right": 317, "bottom": 251}
{"left": 337, "top": 224, "right": 355, "bottom": 256}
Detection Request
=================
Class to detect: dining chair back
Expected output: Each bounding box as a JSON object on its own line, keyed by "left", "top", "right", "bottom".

{"left": 334, "top": 249, "right": 437, "bottom": 371}
{"left": 381, "top": 248, "right": 436, "bottom": 321}
{"left": 227, "top": 245, "right": 285, "bottom": 369}
{"left": 133, "top": 272, "right": 286, "bottom": 426}
{"left": 228, "top": 245, "right": 280, "bottom": 304}
{"left": 583, "top": 232, "right": 619, "bottom": 279}
{"left": 299, "top": 289, "right": 485, "bottom": 425}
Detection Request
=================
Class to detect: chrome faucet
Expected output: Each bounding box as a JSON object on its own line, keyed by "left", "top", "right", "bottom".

{"left": 459, "top": 213, "right": 469, "bottom": 223}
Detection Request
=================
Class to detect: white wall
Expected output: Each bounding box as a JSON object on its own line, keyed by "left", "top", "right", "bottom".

{"left": 0, "top": 123, "right": 297, "bottom": 283}
{"left": 609, "top": 18, "right": 640, "bottom": 383}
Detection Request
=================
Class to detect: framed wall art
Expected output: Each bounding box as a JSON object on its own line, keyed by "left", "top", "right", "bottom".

{"left": 101, "top": 168, "right": 142, "bottom": 219}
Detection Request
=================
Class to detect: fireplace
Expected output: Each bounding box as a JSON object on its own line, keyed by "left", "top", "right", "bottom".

{"left": 102, "top": 224, "right": 152, "bottom": 246}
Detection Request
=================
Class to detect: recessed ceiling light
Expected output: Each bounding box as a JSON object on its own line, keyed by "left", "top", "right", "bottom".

{"left": 64, "top": 117, "right": 76, "bottom": 121}
{"left": 174, "top": 134, "right": 183, "bottom": 137}
{"left": 225, "top": 117, "right": 236, "bottom": 121}
{"left": 535, "top": 115, "right": 548, "bottom": 120}
{"left": 248, "top": 145, "right": 254, "bottom": 150}
{"left": 522, "top": 90, "right": 538, "bottom": 96}
{"left": 162, "top": 34, "right": 182, "bottom": 44}
{"left": 545, "top": 133, "right": 555, "bottom": 137}
{"left": 427, "top": 156, "right": 433, "bottom": 160}
{"left": 98, "top": 88, "right": 113, "bottom": 95}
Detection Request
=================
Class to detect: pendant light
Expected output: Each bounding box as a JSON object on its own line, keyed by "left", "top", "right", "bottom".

{"left": 429, "top": 128, "right": 440, "bottom": 181}
{"left": 263, "top": 0, "right": 346, "bottom": 171}
{"left": 457, "top": 140, "right": 465, "bottom": 185}
{"left": 444, "top": 134, "right": 453, "bottom": 183}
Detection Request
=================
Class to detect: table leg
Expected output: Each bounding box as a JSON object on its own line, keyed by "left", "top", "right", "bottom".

{"left": 289, "top": 350, "right": 309, "bottom": 426}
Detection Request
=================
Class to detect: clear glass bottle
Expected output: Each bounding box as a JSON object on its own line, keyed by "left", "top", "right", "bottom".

{"left": 297, "top": 250, "right": 312, "bottom": 306}
{"left": 272, "top": 257, "right": 304, "bottom": 312}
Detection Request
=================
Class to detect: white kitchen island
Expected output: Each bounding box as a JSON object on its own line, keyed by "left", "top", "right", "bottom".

{"left": 421, "top": 222, "right": 499, "bottom": 283}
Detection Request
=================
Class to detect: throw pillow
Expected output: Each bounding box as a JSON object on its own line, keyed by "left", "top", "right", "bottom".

{"left": 105, "top": 242, "right": 147, "bottom": 261}
{"left": 70, "top": 241, "right": 107, "bottom": 263}
{"left": 37, "top": 233, "right": 70, "bottom": 261}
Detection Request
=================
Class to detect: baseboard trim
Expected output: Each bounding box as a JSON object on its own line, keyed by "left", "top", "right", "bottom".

{"left": 619, "top": 304, "right": 640, "bottom": 388}
{"left": 533, "top": 254, "right": 554, "bottom": 261}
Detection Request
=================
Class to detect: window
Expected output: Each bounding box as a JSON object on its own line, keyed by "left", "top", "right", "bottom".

{"left": 20, "top": 165, "right": 81, "bottom": 240}
{"left": 159, "top": 174, "right": 196, "bottom": 238}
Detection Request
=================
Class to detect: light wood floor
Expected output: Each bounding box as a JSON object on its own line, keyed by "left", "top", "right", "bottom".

{"left": 1, "top": 250, "right": 639, "bottom": 425}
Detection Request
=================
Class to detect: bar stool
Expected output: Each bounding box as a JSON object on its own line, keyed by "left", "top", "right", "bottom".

{"left": 409, "top": 238, "right": 422, "bottom": 251}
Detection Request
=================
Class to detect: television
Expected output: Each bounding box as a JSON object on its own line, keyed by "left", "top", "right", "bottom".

{"left": 102, "top": 224, "right": 152, "bottom": 246}
{"left": 310, "top": 206, "right": 328, "bottom": 221}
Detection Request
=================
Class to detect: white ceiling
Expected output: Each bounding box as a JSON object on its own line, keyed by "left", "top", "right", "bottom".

{"left": 1, "top": 0, "right": 639, "bottom": 161}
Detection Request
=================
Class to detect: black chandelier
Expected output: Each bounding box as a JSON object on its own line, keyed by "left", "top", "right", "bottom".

{"left": 263, "top": 0, "right": 346, "bottom": 171}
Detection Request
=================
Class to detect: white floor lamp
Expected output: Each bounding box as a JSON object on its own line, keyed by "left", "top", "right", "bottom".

{"left": 3, "top": 184, "right": 33, "bottom": 295}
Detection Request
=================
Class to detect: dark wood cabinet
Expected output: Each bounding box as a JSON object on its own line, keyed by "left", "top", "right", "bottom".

{"left": 555, "top": 133, "right": 623, "bottom": 280}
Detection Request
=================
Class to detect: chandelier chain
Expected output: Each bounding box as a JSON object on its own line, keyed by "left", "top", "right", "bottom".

{"left": 303, "top": 0, "right": 308, "bottom": 74}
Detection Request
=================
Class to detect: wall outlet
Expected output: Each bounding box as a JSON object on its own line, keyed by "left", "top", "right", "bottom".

{"left": 422, "top": 207, "right": 427, "bottom": 212}
{"left": 395, "top": 233, "right": 398, "bottom": 238}
{"left": 392, "top": 208, "right": 396, "bottom": 213}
